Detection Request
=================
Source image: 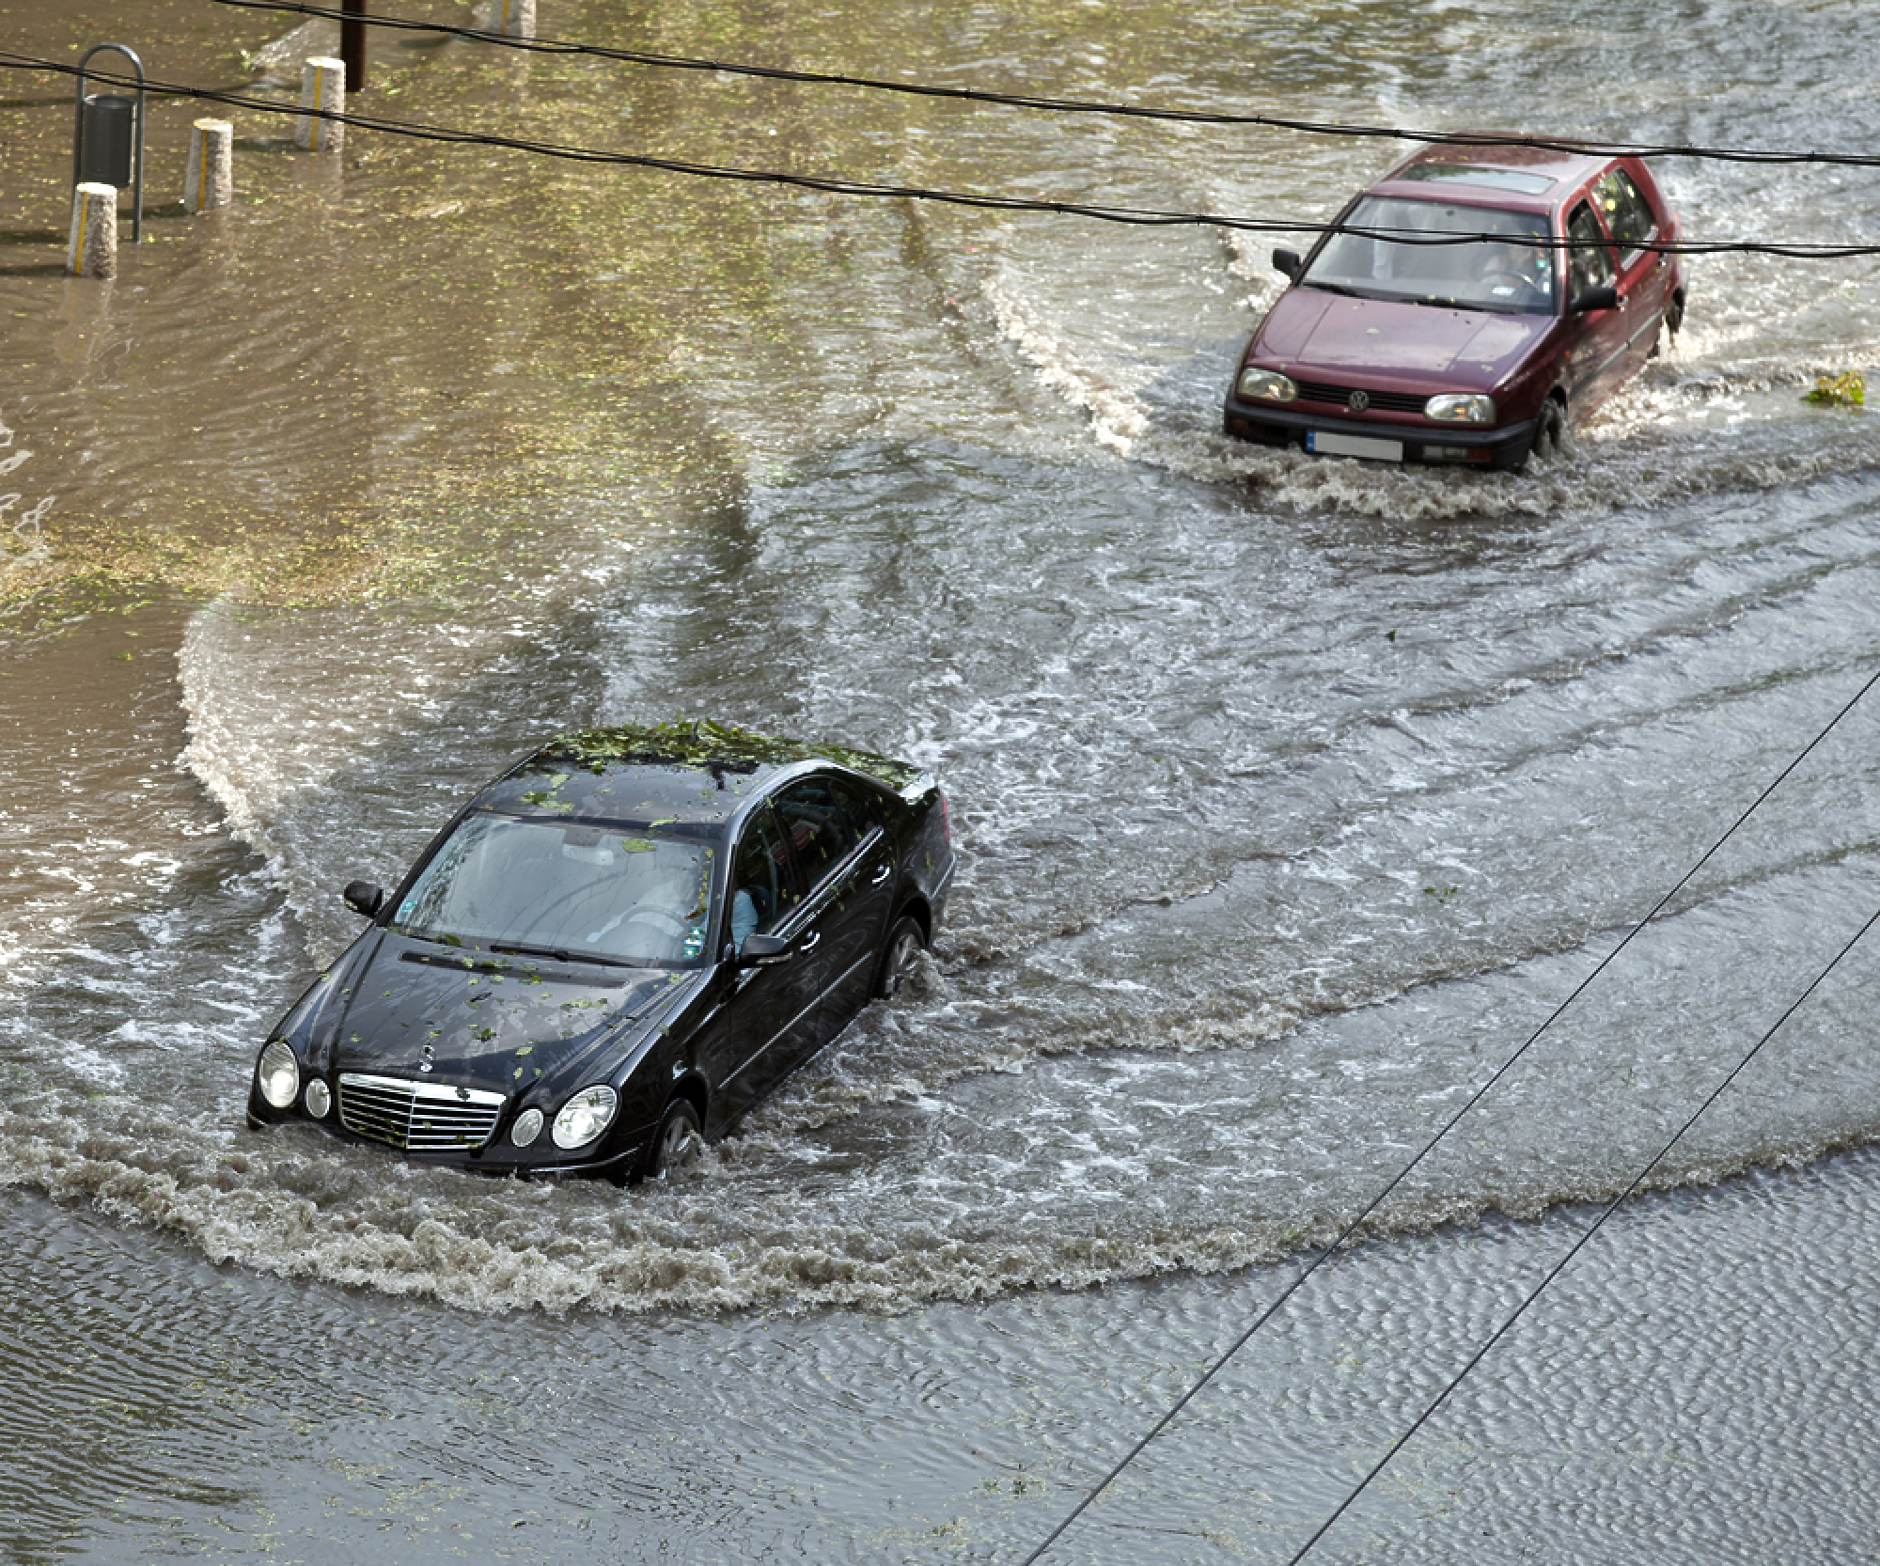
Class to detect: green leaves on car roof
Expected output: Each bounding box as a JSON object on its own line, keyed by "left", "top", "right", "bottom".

{"left": 535, "top": 716, "right": 921, "bottom": 789}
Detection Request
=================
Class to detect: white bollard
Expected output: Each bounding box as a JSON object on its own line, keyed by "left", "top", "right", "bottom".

{"left": 496, "top": 0, "right": 536, "bottom": 38}
{"left": 296, "top": 56, "right": 346, "bottom": 152}
{"left": 185, "top": 119, "right": 234, "bottom": 213}
{"left": 67, "top": 182, "right": 118, "bottom": 278}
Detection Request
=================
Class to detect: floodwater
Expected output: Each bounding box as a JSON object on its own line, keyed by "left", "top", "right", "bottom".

{"left": 5, "top": 0, "right": 1880, "bottom": 1559}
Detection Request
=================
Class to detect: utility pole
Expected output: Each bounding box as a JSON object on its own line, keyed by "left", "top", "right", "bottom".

{"left": 340, "top": 0, "right": 366, "bottom": 92}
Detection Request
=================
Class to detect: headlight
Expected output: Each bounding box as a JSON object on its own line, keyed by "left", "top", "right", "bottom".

{"left": 1236, "top": 367, "right": 1297, "bottom": 404}
{"left": 551, "top": 1085, "right": 618, "bottom": 1149}
{"left": 256, "top": 1040, "right": 300, "bottom": 1110}
{"left": 1425, "top": 393, "right": 1496, "bottom": 425}
{"left": 511, "top": 1107, "right": 544, "bottom": 1148}
{"left": 304, "top": 1079, "right": 331, "bottom": 1119}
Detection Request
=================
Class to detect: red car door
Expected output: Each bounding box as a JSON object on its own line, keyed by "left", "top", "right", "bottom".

{"left": 1593, "top": 163, "right": 1680, "bottom": 359}
{"left": 1561, "top": 196, "right": 1636, "bottom": 412}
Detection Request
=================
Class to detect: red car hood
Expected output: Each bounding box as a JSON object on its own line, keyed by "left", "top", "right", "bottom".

{"left": 1252, "top": 289, "right": 1552, "bottom": 391}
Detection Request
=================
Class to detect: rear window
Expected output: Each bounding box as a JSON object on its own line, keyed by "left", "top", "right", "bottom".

{"left": 1397, "top": 163, "right": 1557, "bottom": 196}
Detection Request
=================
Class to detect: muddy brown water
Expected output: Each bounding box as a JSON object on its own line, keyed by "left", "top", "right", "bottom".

{"left": 6, "top": 0, "right": 1880, "bottom": 1560}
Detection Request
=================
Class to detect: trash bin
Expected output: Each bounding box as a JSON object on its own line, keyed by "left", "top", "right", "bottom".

{"left": 78, "top": 93, "right": 136, "bottom": 187}
{"left": 71, "top": 45, "right": 146, "bottom": 243}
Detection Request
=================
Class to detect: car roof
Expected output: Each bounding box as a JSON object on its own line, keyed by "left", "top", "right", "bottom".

{"left": 472, "top": 719, "right": 924, "bottom": 830}
{"left": 1369, "top": 139, "right": 1620, "bottom": 213}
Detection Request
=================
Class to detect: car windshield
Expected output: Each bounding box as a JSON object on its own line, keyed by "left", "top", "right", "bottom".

{"left": 391, "top": 814, "right": 717, "bottom": 967}
{"left": 1303, "top": 197, "right": 1555, "bottom": 313}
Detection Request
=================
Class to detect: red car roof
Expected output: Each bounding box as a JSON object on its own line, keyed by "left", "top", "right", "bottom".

{"left": 1368, "top": 140, "right": 1621, "bottom": 214}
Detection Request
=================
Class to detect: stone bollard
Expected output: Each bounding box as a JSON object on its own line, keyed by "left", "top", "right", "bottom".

{"left": 67, "top": 182, "right": 118, "bottom": 278}
{"left": 185, "top": 119, "right": 234, "bottom": 213}
{"left": 496, "top": 0, "right": 536, "bottom": 38}
{"left": 296, "top": 56, "right": 346, "bottom": 152}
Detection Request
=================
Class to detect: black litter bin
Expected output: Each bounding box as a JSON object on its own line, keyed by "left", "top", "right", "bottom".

{"left": 78, "top": 93, "right": 136, "bottom": 187}
{"left": 71, "top": 44, "right": 145, "bottom": 242}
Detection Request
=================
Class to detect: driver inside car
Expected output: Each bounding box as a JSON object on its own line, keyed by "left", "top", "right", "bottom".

{"left": 1477, "top": 238, "right": 1549, "bottom": 307}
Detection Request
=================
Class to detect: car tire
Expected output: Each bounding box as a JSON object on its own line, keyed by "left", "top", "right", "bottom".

{"left": 1650, "top": 292, "right": 1685, "bottom": 360}
{"left": 642, "top": 1096, "right": 703, "bottom": 1182}
{"left": 1527, "top": 398, "right": 1567, "bottom": 467}
{"left": 874, "top": 915, "right": 926, "bottom": 1000}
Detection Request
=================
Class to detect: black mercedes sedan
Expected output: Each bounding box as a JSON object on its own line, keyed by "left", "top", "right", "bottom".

{"left": 246, "top": 720, "right": 956, "bottom": 1182}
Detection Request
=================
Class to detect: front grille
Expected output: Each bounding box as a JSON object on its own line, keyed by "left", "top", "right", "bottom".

{"left": 338, "top": 1073, "right": 505, "bottom": 1153}
{"left": 1296, "top": 381, "right": 1430, "bottom": 415}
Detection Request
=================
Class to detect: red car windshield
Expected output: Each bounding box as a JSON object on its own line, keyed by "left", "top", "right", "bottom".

{"left": 1302, "top": 197, "right": 1555, "bottom": 314}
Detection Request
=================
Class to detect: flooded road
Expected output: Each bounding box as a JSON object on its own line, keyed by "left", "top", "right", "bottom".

{"left": 6, "top": 0, "right": 1880, "bottom": 1559}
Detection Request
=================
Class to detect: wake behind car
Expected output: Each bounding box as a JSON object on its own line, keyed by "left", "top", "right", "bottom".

{"left": 247, "top": 720, "right": 955, "bottom": 1182}
{"left": 1222, "top": 138, "right": 1685, "bottom": 470}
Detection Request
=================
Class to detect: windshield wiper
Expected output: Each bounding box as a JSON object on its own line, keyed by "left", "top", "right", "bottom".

{"left": 489, "top": 940, "right": 641, "bottom": 969}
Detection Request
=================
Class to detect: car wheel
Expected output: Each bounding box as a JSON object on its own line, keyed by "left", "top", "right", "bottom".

{"left": 874, "top": 915, "right": 926, "bottom": 1000}
{"left": 1528, "top": 398, "right": 1567, "bottom": 466}
{"left": 642, "top": 1096, "right": 703, "bottom": 1182}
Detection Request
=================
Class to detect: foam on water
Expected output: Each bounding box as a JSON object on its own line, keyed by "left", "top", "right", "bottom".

{"left": 9, "top": 0, "right": 1880, "bottom": 1329}
{"left": 13, "top": 4, "right": 1880, "bottom": 1557}
{"left": 990, "top": 256, "right": 1880, "bottom": 523}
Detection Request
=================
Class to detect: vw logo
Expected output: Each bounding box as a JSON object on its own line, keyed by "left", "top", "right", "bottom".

{"left": 1348, "top": 390, "right": 1370, "bottom": 412}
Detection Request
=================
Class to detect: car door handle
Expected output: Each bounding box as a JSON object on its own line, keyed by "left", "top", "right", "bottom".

{"left": 800, "top": 930, "right": 822, "bottom": 951}
{"left": 871, "top": 864, "right": 892, "bottom": 886}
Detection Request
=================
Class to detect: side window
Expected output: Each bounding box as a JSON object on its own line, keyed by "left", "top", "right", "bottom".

{"left": 833, "top": 778, "right": 889, "bottom": 848}
{"left": 1566, "top": 202, "right": 1615, "bottom": 298}
{"left": 730, "top": 808, "right": 799, "bottom": 946}
{"left": 1592, "top": 168, "right": 1657, "bottom": 256}
{"left": 772, "top": 776, "right": 873, "bottom": 891}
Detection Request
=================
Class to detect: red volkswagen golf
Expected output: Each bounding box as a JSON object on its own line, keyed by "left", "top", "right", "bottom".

{"left": 1222, "top": 138, "right": 1685, "bottom": 470}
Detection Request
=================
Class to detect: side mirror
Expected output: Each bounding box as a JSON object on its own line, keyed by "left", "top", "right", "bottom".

{"left": 342, "top": 880, "right": 384, "bottom": 917}
{"left": 737, "top": 932, "right": 793, "bottom": 969}
{"left": 1571, "top": 284, "right": 1620, "bottom": 314}
{"left": 1273, "top": 247, "right": 1302, "bottom": 280}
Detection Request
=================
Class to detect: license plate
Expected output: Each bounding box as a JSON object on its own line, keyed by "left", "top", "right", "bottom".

{"left": 1306, "top": 430, "right": 1404, "bottom": 462}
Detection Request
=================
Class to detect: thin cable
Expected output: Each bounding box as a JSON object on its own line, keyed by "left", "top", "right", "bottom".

{"left": 1284, "top": 893, "right": 1880, "bottom": 1565}
{"left": 1020, "top": 665, "right": 1880, "bottom": 1565}
{"left": 18, "top": 13, "right": 1877, "bottom": 1543}
{"left": 206, "top": 0, "right": 1880, "bottom": 172}
{"left": 8, "top": 52, "right": 1880, "bottom": 258}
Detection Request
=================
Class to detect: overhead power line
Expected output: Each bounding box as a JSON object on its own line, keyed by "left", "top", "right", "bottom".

{"left": 5, "top": 52, "right": 1880, "bottom": 258}
{"left": 206, "top": 0, "right": 1880, "bottom": 173}
{"left": 1021, "top": 662, "right": 1880, "bottom": 1564}
{"left": 15, "top": 12, "right": 1879, "bottom": 1557}
{"left": 1283, "top": 888, "right": 1880, "bottom": 1565}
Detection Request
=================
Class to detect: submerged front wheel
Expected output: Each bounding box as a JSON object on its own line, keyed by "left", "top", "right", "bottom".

{"left": 1512, "top": 397, "right": 1567, "bottom": 469}
{"left": 641, "top": 1096, "right": 703, "bottom": 1182}
{"left": 874, "top": 916, "right": 926, "bottom": 1000}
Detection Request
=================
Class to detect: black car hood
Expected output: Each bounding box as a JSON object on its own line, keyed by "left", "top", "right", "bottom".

{"left": 326, "top": 930, "right": 689, "bottom": 1098}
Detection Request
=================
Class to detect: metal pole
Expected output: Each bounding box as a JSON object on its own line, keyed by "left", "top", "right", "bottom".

{"left": 71, "top": 43, "right": 145, "bottom": 243}
{"left": 340, "top": 0, "right": 366, "bottom": 93}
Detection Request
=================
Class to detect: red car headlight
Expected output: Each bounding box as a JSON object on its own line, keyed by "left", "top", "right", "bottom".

{"left": 1236, "top": 368, "right": 1298, "bottom": 404}
{"left": 1425, "top": 393, "right": 1497, "bottom": 425}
